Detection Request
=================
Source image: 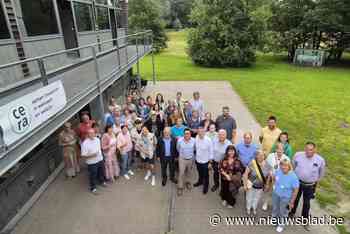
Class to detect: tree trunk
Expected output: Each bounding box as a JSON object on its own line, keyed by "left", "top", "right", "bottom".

{"left": 316, "top": 31, "right": 322, "bottom": 50}
{"left": 288, "top": 47, "right": 296, "bottom": 62}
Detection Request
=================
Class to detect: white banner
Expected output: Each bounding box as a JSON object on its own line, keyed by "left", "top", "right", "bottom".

{"left": 0, "top": 81, "right": 67, "bottom": 157}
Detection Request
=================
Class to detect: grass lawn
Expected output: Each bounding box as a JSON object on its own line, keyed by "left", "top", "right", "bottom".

{"left": 139, "top": 30, "right": 350, "bottom": 222}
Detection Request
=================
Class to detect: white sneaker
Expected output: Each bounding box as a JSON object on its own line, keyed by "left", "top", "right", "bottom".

{"left": 151, "top": 176, "right": 156, "bottom": 186}
{"left": 276, "top": 225, "right": 284, "bottom": 233}
{"left": 262, "top": 202, "right": 268, "bottom": 211}
{"left": 227, "top": 205, "right": 233, "bottom": 209}
{"left": 222, "top": 200, "right": 227, "bottom": 207}
{"left": 124, "top": 174, "right": 130, "bottom": 180}
{"left": 144, "top": 170, "right": 151, "bottom": 181}
{"left": 128, "top": 170, "right": 134, "bottom": 176}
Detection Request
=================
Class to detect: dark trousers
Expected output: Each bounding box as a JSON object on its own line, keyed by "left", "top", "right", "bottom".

{"left": 87, "top": 160, "right": 105, "bottom": 191}
{"left": 212, "top": 161, "right": 220, "bottom": 187}
{"left": 220, "top": 178, "right": 236, "bottom": 206}
{"left": 196, "top": 161, "right": 209, "bottom": 191}
{"left": 290, "top": 182, "right": 316, "bottom": 218}
{"left": 161, "top": 157, "right": 175, "bottom": 181}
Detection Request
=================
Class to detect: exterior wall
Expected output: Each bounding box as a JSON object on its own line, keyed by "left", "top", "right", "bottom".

{"left": 22, "top": 37, "right": 67, "bottom": 76}
{"left": 77, "top": 32, "right": 98, "bottom": 58}
{"left": 0, "top": 132, "right": 63, "bottom": 231}
{"left": 117, "top": 28, "right": 126, "bottom": 46}
{"left": 99, "top": 31, "right": 113, "bottom": 52}
{"left": 0, "top": 73, "right": 130, "bottom": 231}
{"left": 0, "top": 43, "right": 23, "bottom": 87}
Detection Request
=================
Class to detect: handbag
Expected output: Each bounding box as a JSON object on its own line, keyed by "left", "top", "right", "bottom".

{"left": 252, "top": 159, "right": 266, "bottom": 189}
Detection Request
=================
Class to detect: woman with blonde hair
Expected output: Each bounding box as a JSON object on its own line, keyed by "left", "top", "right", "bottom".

{"left": 271, "top": 159, "right": 299, "bottom": 232}
{"left": 243, "top": 150, "right": 272, "bottom": 215}
{"left": 262, "top": 142, "right": 290, "bottom": 211}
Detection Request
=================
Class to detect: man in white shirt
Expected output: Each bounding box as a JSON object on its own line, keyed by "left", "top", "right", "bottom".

{"left": 81, "top": 129, "right": 106, "bottom": 194}
{"left": 194, "top": 126, "right": 213, "bottom": 194}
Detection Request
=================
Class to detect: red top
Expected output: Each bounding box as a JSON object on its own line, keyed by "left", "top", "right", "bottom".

{"left": 76, "top": 120, "right": 95, "bottom": 142}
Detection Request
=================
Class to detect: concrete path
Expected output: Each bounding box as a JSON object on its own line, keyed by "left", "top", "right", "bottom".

{"left": 10, "top": 81, "right": 337, "bottom": 234}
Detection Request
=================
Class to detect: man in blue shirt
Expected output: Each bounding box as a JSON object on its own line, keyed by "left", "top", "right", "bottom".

{"left": 236, "top": 132, "right": 258, "bottom": 167}
{"left": 156, "top": 127, "right": 178, "bottom": 186}
{"left": 176, "top": 129, "right": 195, "bottom": 196}
{"left": 171, "top": 118, "right": 186, "bottom": 139}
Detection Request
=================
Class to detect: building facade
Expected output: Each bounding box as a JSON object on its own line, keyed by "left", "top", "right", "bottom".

{"left": 0, "top": 0, "right": 153, "bottom": 231}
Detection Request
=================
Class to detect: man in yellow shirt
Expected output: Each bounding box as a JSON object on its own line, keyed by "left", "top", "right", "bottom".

{"left": 259, "top": 116, "right": 282, "bottom": 157}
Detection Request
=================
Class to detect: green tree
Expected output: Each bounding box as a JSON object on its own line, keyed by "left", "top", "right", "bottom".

{"left": 128, "top": 0, "right": 168, "bottom": 52}
{"left": 269, "top": 0, "right": 350, "bottom": 61}
{"left": 269, "top": 0, "right": 316, "bottom": 61}
{"left": 187, "top": 0, "right": 260, "bottom": 67}
{"left": 308, "top": 0, "right": 350, "bottom": 60}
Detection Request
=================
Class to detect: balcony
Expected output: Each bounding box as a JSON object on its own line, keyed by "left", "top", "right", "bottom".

{"left": 0, "top": 30, "right": 153, "bottom": 176}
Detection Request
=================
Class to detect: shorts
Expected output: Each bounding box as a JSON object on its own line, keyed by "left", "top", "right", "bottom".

{"left": 142, "top": 157, "right": 155, "bottom": 164}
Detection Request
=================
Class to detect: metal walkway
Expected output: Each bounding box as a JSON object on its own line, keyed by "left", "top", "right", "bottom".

{"left": 0, "top": 31, "right": 153, "bottom": 177}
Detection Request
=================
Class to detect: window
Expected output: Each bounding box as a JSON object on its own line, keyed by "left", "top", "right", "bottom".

{"left": 20, "top": 0, "right": 59, "bottom": 36}
{"left": 0, "top": 2, "right": 10, "bottom": 39}
{"left": 96, "top": 7, "right": 110, "bottom": 30}
{"left": 74, "top": 2, "right": 94, "bottom": 32}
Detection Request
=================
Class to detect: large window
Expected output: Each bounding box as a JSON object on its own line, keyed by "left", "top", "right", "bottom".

{"left": 74, "top": 2, "right": 94, "bottom": 32}
{"left": 0, "top": 2, "right": 10, "bottom": 39}
{"left": 96, "top": 6, "right": 110, "bottom": 30}
{"left": 20, "top": 0, "right": 59, "bottom": 36}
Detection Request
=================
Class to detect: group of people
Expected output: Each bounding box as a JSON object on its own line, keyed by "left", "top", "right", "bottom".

{"left": 58, "top": 91, "right": 326, "bottom": 233}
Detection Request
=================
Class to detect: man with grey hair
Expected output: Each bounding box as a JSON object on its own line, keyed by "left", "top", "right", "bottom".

{"left": 156, "top": 127, "right": 178, "bottom": 186}
{"left": 211, "top": 129, "right": 232, "bottom": 192}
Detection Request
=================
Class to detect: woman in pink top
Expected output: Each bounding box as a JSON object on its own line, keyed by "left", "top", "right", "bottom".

{"left": 117, "top": 125, "right": 134, "bottom": 180}
{"left": 101, "top": 125, "right": 120, "bottom": 182}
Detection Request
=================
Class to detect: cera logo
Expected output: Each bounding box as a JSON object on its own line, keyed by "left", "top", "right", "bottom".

{"left": 8, "top": 105, "right": 31, "bottom": 134}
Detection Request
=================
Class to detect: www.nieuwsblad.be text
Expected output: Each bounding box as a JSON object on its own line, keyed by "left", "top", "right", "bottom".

{"left": 209, "top": 213, "right": 344, "bottom": 227}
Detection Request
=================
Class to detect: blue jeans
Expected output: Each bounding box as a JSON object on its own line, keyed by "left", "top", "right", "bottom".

{"left": 87, "top": 160, "right": 105, "bottom": 191}
{"left": 272, "top": 192, "right": 290, "bottom": 225}
{"left": 121, "top": 152, "right": 130, "bottom": 176}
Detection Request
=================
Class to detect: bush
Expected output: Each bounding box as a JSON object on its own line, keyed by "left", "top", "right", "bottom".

{"left": 187, "top": 0, "right": 258, "bottom": 67}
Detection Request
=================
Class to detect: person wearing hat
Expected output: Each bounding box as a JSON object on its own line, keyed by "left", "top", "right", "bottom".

{"left": 144, "top": 110, "right": 165, "bottom": 138}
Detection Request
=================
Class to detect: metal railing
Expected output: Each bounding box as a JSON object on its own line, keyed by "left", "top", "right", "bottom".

{"left": 0, "top": 30, "right": 154, "bottom": 176}
{"left": 0, "top": 30, "right": 153, "bottom": 95}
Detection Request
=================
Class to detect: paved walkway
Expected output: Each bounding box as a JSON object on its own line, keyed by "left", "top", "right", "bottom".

{"left": 10, "top": 81, "right": 337, "bottom": 234}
